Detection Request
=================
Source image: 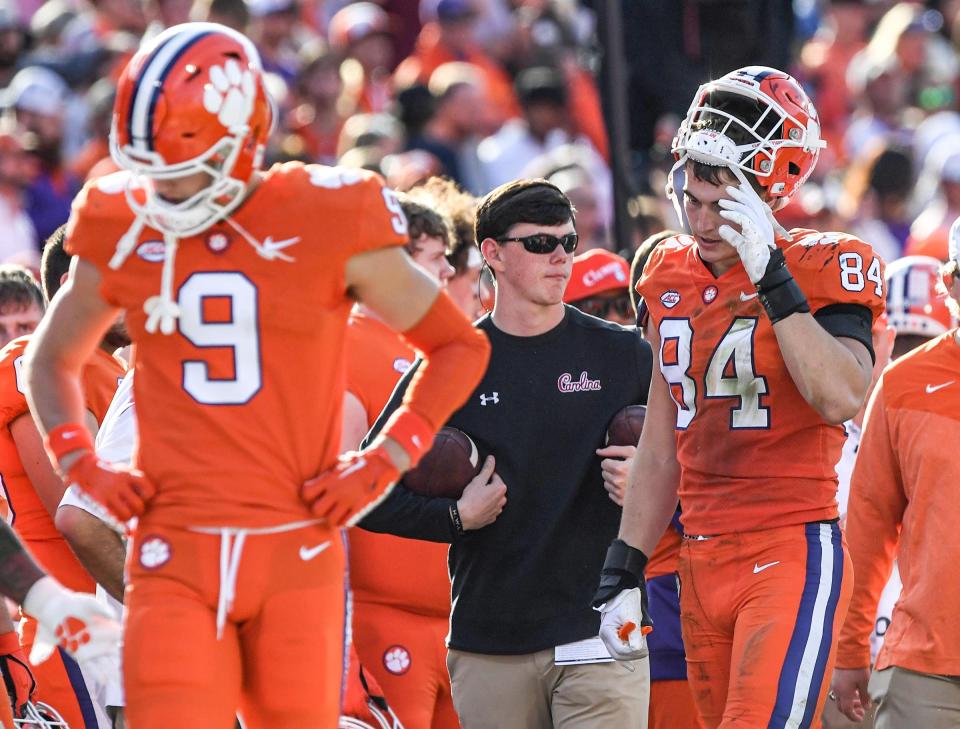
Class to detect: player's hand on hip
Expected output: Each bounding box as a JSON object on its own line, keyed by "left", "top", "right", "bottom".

{"left": 830, "top": 667, "right": 873, "bottom": 722}
{"left": 596, "top": 444, "right": 636, "bottom": 507}
{"left": 301, "top": 445, "right": 399, "bottom": 527}
{"left": 457, "top": 456, "right": 506, "bottom": 530}
{"left": 717, "top": 182, "right": 777, "bottom": 283}
{"left": 22, "top": 577, "right": 121, "bottom": 687}
{"left": 69, "top": 453, "right": 154, "bottom": 523}
{"left": 0, "top": 631, "right": 36, "bottom": 716}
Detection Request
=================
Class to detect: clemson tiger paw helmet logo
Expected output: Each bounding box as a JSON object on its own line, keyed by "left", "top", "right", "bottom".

{"left": 139, "top": 535, "right": 172, "bottom": 569}
{"left": 203, "top": 59, "right": 256, "bottom": 131}
{"left": 382, "top": 645, "right": 411, "bottom": 675}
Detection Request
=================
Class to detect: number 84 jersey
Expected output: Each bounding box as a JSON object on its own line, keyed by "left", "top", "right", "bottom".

{"left": 636, "top": 230, "right": 886, "bottom": 536}
{"left": 65, "top": 163, "right": 409, "bottom": 529}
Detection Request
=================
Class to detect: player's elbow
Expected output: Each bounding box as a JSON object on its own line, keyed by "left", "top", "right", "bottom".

{"left": 55, "top": 504, "right": 102, "bottom": 552}
{"left": 811, "top": 390, "right": 863, "bottom": 425}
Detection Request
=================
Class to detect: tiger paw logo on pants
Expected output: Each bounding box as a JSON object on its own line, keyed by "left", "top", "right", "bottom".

{"left": 139, "top": 536, "right": 172, "bottom": 569}
{"left": 383, "top": 645, "right": 411, "bottom": 675}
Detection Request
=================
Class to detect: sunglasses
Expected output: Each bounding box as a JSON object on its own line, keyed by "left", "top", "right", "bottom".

{"left": 496, "top": 233, "right": 579, "bottom": 254}
{"left": 572, "top": 294, "right": 634, "bottom": 321}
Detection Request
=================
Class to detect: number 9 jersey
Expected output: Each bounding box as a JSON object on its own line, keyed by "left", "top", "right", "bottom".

{"left": 64, "top": 163, "right": 410, "bottom": 529}
{"left": 637, "top": 230, "right": 886, "bottom": 536}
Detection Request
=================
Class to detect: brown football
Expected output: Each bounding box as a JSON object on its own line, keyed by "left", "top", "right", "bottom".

{"left": 605, "top": 405, "right": 647, "bottom": 447}
{"left": 404, "top": 427, "right": 484, "bottom": 499}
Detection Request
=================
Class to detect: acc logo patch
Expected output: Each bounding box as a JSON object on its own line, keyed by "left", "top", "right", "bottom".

{"left": 206, "top": 231, "right": 231, "bottom": 253}
{"left": 136, "top": 241, "right": 166, "bottom": 263}
{"left": 139, "top": 535, "right": 172, "bottom": 570}
{"left": 383, "top": 645, "right": 411, "bottom": 675}
{"left": 660, "top": 290, "right": 681, "bottom": 309}
{"left": 702, "top": 285, "right": 718, "bottom": 304}
{"left": 392, "top": 357, "right": 413, "bottom": 374}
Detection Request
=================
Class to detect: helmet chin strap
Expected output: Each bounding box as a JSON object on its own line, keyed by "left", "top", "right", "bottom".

{"left": 143, "top": 232, "right": 181, "bottom": 335}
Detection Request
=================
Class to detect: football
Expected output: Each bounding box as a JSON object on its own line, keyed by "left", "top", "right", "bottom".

{"left": 404, "top": 427, "right": 484, "bottom": 499}
{"left": 605, "top": 405, "right": 647, "bottom": 447}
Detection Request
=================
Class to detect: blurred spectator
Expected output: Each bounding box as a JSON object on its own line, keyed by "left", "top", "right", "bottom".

{"left": 0, "top": 264, "right": 43, "bottom": 348}
{"left": 479, "top": 65, "right": 599, "bottom": 191}
{"left": 337, "top": 111, "right": 404, "bottom": 160}
{"left": 329, "top": 1, "right": 394, "bottom": 113}
{"left": 547, "top": 164, "right": 607, "bottom": 251}
{"left": 286, "top": 41, "right": 347, "bottom": 163}
{"left": 563, "top": 247, "right": 633, "bottom": 326}
{"left": 1, "top": 66, "right": 79, "bottom": 245}
{"left": 625, "top": 194, "right": 669, "bottom": 256}
{"left": 797, "top": 0, "right": 877, "bottom": 168}
{"left": 191, "top": 0, "right": 251, "bottom": 31}
{"left": 395, "top": 0, "right": 519, "bottom": 126}
{"left": 906, "top": 139, "right": 960, "bottom": 261}
{"left": 0, "top": 1, "right": 26, "bottom": 89}
{"left": 143, "top": 0, "right": 193, "bottom": 39}
{"left": 844, "top": 56, "right": 910, "bottom": 162}
{"left": 406, "top": 61, "right": 487, "bottom": 192}
{"left": 840, "top": 142, "right": 915, "bottom": 262}
{"left": 69, "top": 79, "right": 115, "bottom": 181}
{"left": 247, "top": 0, "right": 305, "bottom": 83}
{"left": 381, "top": 148, "right": 443, "bottom": 189}
{"left": 0, "top": 125, "right": 38, "bottom": 268}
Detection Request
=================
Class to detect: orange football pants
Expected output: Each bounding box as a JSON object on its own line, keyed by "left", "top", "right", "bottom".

{"left": 20, "top": 618, "right": 105, "bottom": 728}
{"left": 352, "top": 600, "right": 459, "bottom": 729}
{"left": 678, "top": 521, "right": 852, "bottom": 729}
{"left": 124, "top": 522, "right": 347, "bottom": 729}
{"left": 649, "top": 679, "right": 705, "bottom": 729}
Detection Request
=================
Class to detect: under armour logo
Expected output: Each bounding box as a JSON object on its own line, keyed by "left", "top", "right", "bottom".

{"left": 480, "top": 392, "right": 499, "bottom": 406}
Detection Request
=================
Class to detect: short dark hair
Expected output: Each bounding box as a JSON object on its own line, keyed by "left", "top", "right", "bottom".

{"left": 687, "top": 89, "right": 777, "bottom": 195}
{"left": 398, "top": 193, "right": 454, "bottom": 255}
{"left": 0, "top": 265, "right": 44, "bottom": 314}
{"left": 475, "top": 179, "right": 575, "bottom": 246}
{"left": 629, "top": 230, "right": 679, "bottom": 314}
{"left": 40, "top": 224, "right": 71, "bottom": 303}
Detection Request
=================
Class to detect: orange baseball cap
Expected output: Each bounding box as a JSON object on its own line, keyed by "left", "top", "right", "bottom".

{"left": 564, "top": 248, "right": 630, "bottom": 303}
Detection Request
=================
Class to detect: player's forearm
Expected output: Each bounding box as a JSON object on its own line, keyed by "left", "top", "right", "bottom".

{"left": 619, "top": 452, "right": 680, "bottom": 556}
{"left": 772, "top": 314, "right": 870, "bottom": 423}
{"left": 0, "top": 523, "right": 45, "bottom": 604}
{"left": 55, "top": 506, "right": 127, "bottom": 603}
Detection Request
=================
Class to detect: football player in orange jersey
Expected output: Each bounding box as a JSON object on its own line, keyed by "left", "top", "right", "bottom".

{"left": 344, "top": 191, "right": 502, "bottom": 729}
{"left": 592, "top": 67, "right": 886, "bottom": 729}
{"left": 22, "top": 22, "right": 489, "bottom": 729}
{"left": 0, "top": 226, "right": 126, "bottom": 729}
{"left": 830, "top": 227, "right": 960, "bottom": 727}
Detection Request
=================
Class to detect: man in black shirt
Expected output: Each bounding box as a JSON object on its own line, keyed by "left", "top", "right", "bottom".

{"left": 362, "top": 180, "right": 654, "bottom": 728}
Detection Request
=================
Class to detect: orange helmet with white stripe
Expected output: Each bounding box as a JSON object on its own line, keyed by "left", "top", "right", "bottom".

{"left": 110, "top": 22, "right": 274, "bottom": 237}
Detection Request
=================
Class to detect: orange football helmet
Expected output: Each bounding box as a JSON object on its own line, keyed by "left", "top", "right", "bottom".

{"left": 885, "top": 255, "right": 954, "bottom": 337}
{"left": 110, "top": 22, "right": 274, "bottom": 237}
{"left": 672, "top": 66, "right": 825, "bottom": 202}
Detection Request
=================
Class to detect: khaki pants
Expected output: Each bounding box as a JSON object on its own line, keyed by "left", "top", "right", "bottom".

{"left": 447, "top": 648, "right": 649, "bottom": 729}
{"left": 873, "top": 667, "right": 960, "bottom": 729}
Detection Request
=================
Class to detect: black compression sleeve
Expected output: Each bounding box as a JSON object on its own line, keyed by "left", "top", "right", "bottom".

{"left": 813, "top": 303, "right": 875, "bottom": 364}
{"left": 0, "top": 523, "right": 44, "bottom": 604}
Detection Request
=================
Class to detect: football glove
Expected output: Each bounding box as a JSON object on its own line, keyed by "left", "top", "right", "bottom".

{"left": 301, "top": 446, "right": 399, "bottom": 527}
{"left": 718, "top": 183, "right": 809, "bottom": 323}
{"left": 0, "top": 631, "right": 35, "bottom": 718}
{"left": 22, "top": 577, "right": 121, "bottom": 687}
{"left": 592, "top": 539, "right": 653, "bottom": 661}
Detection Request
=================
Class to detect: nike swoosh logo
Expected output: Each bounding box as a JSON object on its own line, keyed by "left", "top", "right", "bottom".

{"left": 753, "top": 561, "right": 780, "bottom": 574}
{"left": 299, "top": 541, "right": 331, "bottom": 561}
{"left": 926, "top": 381, "right": 955, "bottom": 394}
{"left": 263, "top": 236, "right": 300, "bottom": 251}
{"left": 740, "top": 291, "right": 759, "bottom": 302}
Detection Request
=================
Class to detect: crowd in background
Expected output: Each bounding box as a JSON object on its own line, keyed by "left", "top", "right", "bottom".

{"left": 0, "top": 0, "right": 959, "bottom": 305}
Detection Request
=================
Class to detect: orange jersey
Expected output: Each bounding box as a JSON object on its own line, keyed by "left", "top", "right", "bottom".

{"left": 637, "top": 230, "right": 886, "bottom": 535}
{"left": 0, "top": 336, "right": 124, "bottom": 590}
{"left": 65, "top": 163, "right": 409, "bottom": 529}
{"left": 837, "top": 332, "right": 960, "bottom": 674}
{"left": 344, "top": 311, "right": 450, "bottom": 616}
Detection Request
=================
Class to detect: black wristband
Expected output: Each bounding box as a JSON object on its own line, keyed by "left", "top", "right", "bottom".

{"left": 756, "top": 248, "right": 811, "bottom": 324}
{"left": 449, "top": 503, "right": 464, "bottom": 536}
{"left": 591, "top": 539, "right": 649, "bottom": 608}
